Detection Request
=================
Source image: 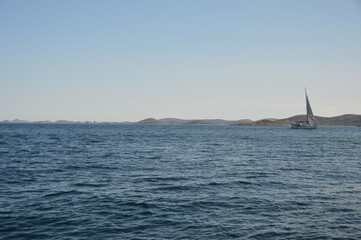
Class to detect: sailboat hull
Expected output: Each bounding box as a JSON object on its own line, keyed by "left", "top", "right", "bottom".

{"left": 291, "top": 125, "right": 317, "bottom": 130}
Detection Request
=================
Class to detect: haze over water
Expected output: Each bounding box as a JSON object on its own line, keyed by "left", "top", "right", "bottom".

{"left": 1, "top": 124, "right": 360, "bottom": 239}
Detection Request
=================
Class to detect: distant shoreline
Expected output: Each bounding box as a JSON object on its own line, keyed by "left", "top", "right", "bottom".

{"left": 1, "top": 114, "right": 360, "bottom": 127}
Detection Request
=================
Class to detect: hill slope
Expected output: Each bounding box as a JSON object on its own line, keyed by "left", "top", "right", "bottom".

{"left": 232, "top": 120, "right": 284, "bottom": 126}
{"left": 277, "top": 114, "right": 361, "bottom": 126}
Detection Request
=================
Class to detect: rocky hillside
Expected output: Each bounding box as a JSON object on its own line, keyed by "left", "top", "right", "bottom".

{"left": 232, "top": 120, "right": 284, "bottom": 126}
{"left": 136, "top": 118, "right": 252, "bottom": 125}
{"left": 277, "top": 114, "right": 361, "bottom": 126}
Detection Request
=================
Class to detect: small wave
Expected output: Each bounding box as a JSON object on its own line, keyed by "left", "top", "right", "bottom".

{"left": 279, "top": 167, "right": 303, "bottom": 171}
{"left": 245, "top": 172, "right": 276, "bottom": 178}
{"left": 247, "top": 231, "right": 293, "bottom": 239}
{"left": 208, "top": 181, "right": 226, "bottom": 186}
{"left": 88, "top": 165, "right": 118, "bottom": 170}
{"left": 46, "top": 168, "right": 65, "bottom": 173}
{"left": 267, "top": 181, "right": 287, "bottom": 186}
{"left": 210, "top": 143, "right": 222, "bottom": 146}
{"left": 234, "top": 180, "right": 253, "bottom": 185}
{"left": 101, "top": 153, "right": 114, "bottom": 158}
{"left": 328, "top": 207, "right": 356, "bottom": 213}
{"left": 5, "top": 178, "right": 36, "bottom": 184}
{"left": 86, "top": 139, "right": 103, "bottom": 143}
{"left": 291, "top": 201, "right": 310, "bottom": 207}
{"left": 48, "top": 135, "right": 60, "bottom": 140}
{"left": 139, "top": 210, "right": 153, "bottom": 216}
{"left": 72, "top": 182, "right": 107, "bottom": 188}
{"left": 155, "top": 185, "right": 192, "bottom": 191}
{"left": 43, "top": 190, "right": 84, "bottom": 198}
{"left": 123, "top": 201, "right": 156, "bottom": 209}
{"left": 0, "top": 210, "right": 13, "bottom": 214}
{"left": 140, "top": 176, "right": 187, "bottom": 182}
{"left": 206, "top": 180, "right": 253, "bottom": 186}
{"left": 65, "top": 165, "right": 118, "bottom": 170}
{"left": 280, "top": 200, "right": 311, "bottom": 211}
{"left": 180, "top": 200, "right": 235, "bottom": 210}
{"left": 10, "top": 133, "right": 28, "bottom": 139}
{"left": 64, "top": 165, "right": 82, "bottom": 170}
{"left": 206, "top": 180, "right": 253, "bottom": 187}
{"left": 116, "top": 224, "right": 154, "bottom": 234}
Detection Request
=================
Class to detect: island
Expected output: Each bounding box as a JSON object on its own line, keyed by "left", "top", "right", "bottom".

{"left": 1, "top": 114, "right": 360, "bottom": 126}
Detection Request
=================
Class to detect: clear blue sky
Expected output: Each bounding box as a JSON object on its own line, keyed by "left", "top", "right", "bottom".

{"left": 1, "top": 0, "right": 360, "bottom": 121}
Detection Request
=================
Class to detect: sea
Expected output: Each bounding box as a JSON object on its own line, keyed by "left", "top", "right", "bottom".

{"left": 0, "top": 124, "right": 360, "bottom": 240}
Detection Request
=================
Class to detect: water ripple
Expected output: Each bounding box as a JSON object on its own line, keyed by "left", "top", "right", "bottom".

{"left": 0, "top": 124, "right": 360, "bottom": 239}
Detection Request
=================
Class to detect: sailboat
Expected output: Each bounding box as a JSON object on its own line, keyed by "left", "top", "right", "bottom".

{"left": 291, "top": 90, "right": 317, "bottom": 129}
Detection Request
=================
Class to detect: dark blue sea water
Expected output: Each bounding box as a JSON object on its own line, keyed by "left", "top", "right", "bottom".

{"left": 0, "top": 124, "right": 360, "bottom": 240}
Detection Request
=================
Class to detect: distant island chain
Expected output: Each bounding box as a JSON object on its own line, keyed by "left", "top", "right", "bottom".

{"left": 1, "top": 114, "right": 361, "bottom": 127}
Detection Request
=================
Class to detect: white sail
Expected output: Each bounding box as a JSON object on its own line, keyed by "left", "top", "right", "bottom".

{"left": 291, "top": 89, "right": 317, "bottom": 129}
{"left": 305, "top": 92, "right": 317, "bottom": 126}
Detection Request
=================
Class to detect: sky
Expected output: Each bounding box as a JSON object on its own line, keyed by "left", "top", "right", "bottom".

{"left": 1, "top": 0, "right": 360, "bottom": 122}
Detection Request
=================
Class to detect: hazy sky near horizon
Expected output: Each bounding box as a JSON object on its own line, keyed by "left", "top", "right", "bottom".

{"left": 1, "top": 0, "right": 360, "bottom": 121}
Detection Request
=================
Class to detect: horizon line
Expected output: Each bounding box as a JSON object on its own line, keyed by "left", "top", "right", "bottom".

{"left": 1, "top": 113, "right": 360, "bottom": 123}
